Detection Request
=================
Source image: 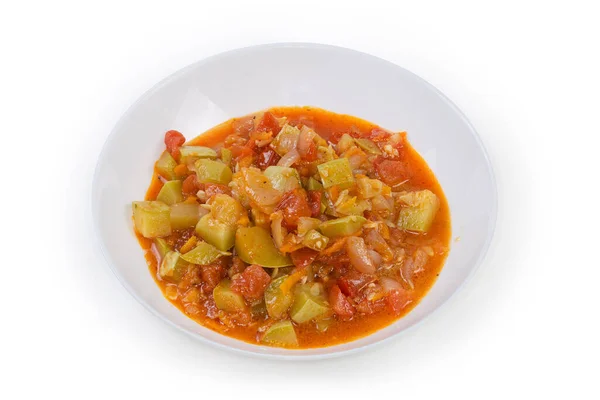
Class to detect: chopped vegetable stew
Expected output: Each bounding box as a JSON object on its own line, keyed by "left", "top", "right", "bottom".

{"left": 133, "top": 106, "right": 450, "bottom": 348}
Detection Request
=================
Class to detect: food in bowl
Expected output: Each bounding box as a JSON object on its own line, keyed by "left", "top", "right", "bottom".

{"left": 131, "top": 106, "right": 450, "bottom": 348}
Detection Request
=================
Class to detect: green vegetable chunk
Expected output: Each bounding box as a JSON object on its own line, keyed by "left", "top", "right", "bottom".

{"left": 195, "top": 214, "right": 236, "bottom": 251}
{"left": 397, "top": 190, "right": 440, "bottom": 232}
{"left": 132, "top": 201, "right": 171, "bottom": 238}
{"left": 210, "top": 194, "right": 245, "bottom": 226}
{"left": 261, "top": 320, "right": 299, "bottom": 347}
{"left": 180, "top": 241, "right": 228, "bottom": 265}
{"left": 290, "top": 283, "right": 330, "bottom": 324}
{"left": 318, "top": 215, "right": 366, "bottom": 237}
{"left": 156, "top": 180, "right": 183, "bottom": 205}
{"left": 354, "top": 138, "right": 382, "bottom": 155}
{"left": 178, "top": 146, "right": 217, "bottom": 160}
{"left": 235, "top": 226, "right": 292, "bottom": 268}
{"left": 170, "top": 203, "right": 203, "bottom": 230}
{"left": 156, "top": 151, "right": 177, "bottom": 180}
{"left": 297, "top": 217, "right": 322, "bottom": 236}
{"left": 159, "top": 251, "right": 187, "bottom": 282}
{"left": 195, "top": 159, "right": 232, "bottom": 185}
{"left": 213, "top": 279, "right": 247, "bottom": 313}
{"left": 306, "top": 177, "right": 323, "bottom": 191}
{"left": 302, "top": 229, "right": 329, "bottom": 251}
{"left": 317, "top": 158, "right": 355, "bottom": 189}
{"left": 220, "top": 148, "right": 232, "bottom": 166}
{"left": 264, "top": 166, "right": 301, "bottom": 192}
{"left": 264, "top": 276, "right": 294, "bottom": 319}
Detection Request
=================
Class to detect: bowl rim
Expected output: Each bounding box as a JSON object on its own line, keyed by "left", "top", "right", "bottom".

{"left": 92, "top": 42, "right": 498, "bottom": 360}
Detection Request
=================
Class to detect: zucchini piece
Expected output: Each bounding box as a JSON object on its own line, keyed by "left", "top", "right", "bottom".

{"left": 264, "top": 275, "right": 294, "bottom": 319}
{"left": 336, "top": 134, "right": 356, "bottom": 153}
{"left": 194, "top": 159, "right": 232, "bottom": 185}
{"left": 195, "top": 214, "right": 236, "bottom": 251}
{"left": 356, "top": 176, "right": 390, "bottom": 199}
{"left": 179, "top": 146, "right": 217, "bottom": 160}
{"left": 270, "top": 124, "right": 300, "bottom": 156}
{"left": 318, "top": 215, "right": 366, "bottom": 237}
{"left": 155, "top": 151, "right": 177, "bottom": 180}
{"left": 301, "top": 229, "right": 329, "bottom": 251}
{"left": 180, "top": 241, "right": 228, "bottom": 265}
{"left": 220, "top": 148, "right": 232, "bottom": 166}
{"left": 306, "top": 177, "right": 323, "bottom": 191}
{"left": 158, "top": 251, "right": 187, "bottom": 282}
{"left": 264, "top": 166, "right": 301, "bottom": 192}
{"left": 290, "top": 283, "right": 330, "bottom": 324}
{"left": 397, "top": 190, "right": 440, "bottom": 232}
{"left": 170, "top": 203, "right": 203, "bottom": 230}
{"left": 261, "top": 320, "right": 299, "bottom": 347}
{"left": 354, "top": 138, "right": 382, "bottom": 155}
{"left": 235, "top": 226, "right": 292, "bottom": 268}
{"left": 317, "top": 158, "right": 355, "bottom": 189}
{"left": 156, "top": 180, "right": 183, "bottom": 205}
{"left": 213, "top": 279, "right": 247, "bottom": 313}
{"left": 132, "top": 201, "right": 171, "bottom": 238}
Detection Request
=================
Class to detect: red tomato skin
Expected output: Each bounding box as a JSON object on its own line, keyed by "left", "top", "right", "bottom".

{"left": 256, "top": 112, "right": 280, "bottom": 133}
{"left": 256, "top": 148, "right": 281, "bottom": 169}
{"left": 182, "top": 174, "right": 200, "bottom": 195}
{"left": 307, "top": 190, "right": 322, "bottom": 217}
{"left": 329, "top": 284, "right": 355, "bottom": 318}
{"left": 373, "top": 156, "right": 410, "bottom": 186}
{"left": 275, "top": 188, "right": 311, "bottom": 229}
{"left": 290, "top": 248, "right": 319, "bottom": 269}
{"left": 201, "top": 263, "right": 226, "bottom": 292}
{"left": 386, "top": 289, "right": 412, "bottom": 315}
{"left": 230, "top": 264, "right": 271, "bottom": 301}
{"left": 164, "top": 130, "right": 186, "bottom": 158}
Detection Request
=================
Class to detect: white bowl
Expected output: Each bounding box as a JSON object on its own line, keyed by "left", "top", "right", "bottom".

{"left": 93, "top": 43, "right": 497, "bottom": 359}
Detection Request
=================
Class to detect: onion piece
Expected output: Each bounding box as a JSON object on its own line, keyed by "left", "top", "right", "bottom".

{"left": 297, "top": 126, "right": 316, "bottom": 158}
{"left": 346, "top": 236, "right": 376, "bottom": 274}
{"left": 380, "top": 276, "right": 402, "bottom": 292}
{"left": 270, "top": 211, "right": 287, "bottom": 249}
{"left": 150, "top": 242, "right": 163, "bottom": 265}
{"left": 368, "top": 249, "right": 382, "bottom": 266}
{"left": 277, "top": 148, "right": 300, "bottom": 167}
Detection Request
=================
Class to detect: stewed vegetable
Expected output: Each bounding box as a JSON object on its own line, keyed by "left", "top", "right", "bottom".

{"left": 132, "top": 106, "right": 450, "bottom": 349}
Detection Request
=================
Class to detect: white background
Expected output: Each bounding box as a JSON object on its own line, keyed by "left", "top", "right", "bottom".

{"left": 1, "top": 0, "right": 599, "bottom": 398}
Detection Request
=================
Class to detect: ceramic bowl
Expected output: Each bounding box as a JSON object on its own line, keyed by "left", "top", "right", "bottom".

{"left": 93, "top": 43, "right": 497, "bottom": 359}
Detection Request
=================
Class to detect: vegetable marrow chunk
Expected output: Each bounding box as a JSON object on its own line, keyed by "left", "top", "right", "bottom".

{"left": 170, "top": 203, "right": 203, "bottom": 230}
{"left": 155, "top": 151, "right": 177, "bottom": 180}
{"left": 156, "top": 180, "right": 183, "bottom": 205}
{"left": 264, "top": 166, "right": 301, "bottom": 192}
{"left": 261, "top": 320, "right": 299, "bottom": 347}
{"left": 195, "top": 159, "right": 232, "bottom": 185}
{"left": 290, "top": 283, "right": 330, "bottom": 324}
{"left": 264, "top": 275, "right": 294, "bottom": 319}
{"left": 180, "top": 241, "right": 229, "bottom": 265}
{"left": 317, "top": 158, "right": 355, "bottom": 189}
{"left": 235, "top": 226, "right": 292, "bottom": 268}
{"left": 213, "top": 279, "right": 247, "bottom": 313}
{"left": 318, "top": 215, "right": 366, "bottom": 237}
{"left": 195, "top": 214, "right": 236, "bottom": 251}
{"left": 132, "top": 201, "right": 171, "bottom": 238}
{"left": 396, "top": 190, "right": 440, "bottom": 232}
{"left": 178, "top": 146, "right": 217, "bottom": 160}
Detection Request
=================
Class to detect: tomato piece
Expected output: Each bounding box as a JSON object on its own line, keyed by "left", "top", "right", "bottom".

{"left": 369, "top": 128, "right": 391, "bottom": 142}
{"left": 355, "top": 298, "right": 386, "bottom": 315}
{"left": 256, "top": 147, "right": 281, "bottom": 169}
{"left": 256, "top": 111, "right": 280, "bottom": 133}
{"left": 317, "top": 251, "right": 350, "bottom": 274}
{"left": 201, "top": 262, "right": 226, "bottom": 292}
{"left": 204, "top": 183, "right": 231, "bottom": 199}
{"left": 290, "top": 248, "right": 319, "bottom": 269}
{"left": 230, "top": 143, "right": 255, "bottom": 159}
{"left": 373, "top": 156, "right": 411, "bottom": 186}
{"left": 182, "top": 174, "right": 200, "bottom": 195}
{"left": 164, "top": 130, "right": 186, "bottom": 158}
{"left": 307, "top": 190, "right": 322, "bottom": 217}
{"left": 230, "top": 264, "right": 272, "bottom": 301}
{"left": 329, "top": 284, "right": 355, "bottom": 318}
{"left": 337, "top": 270, "right": 377, "bottom": 297}
{"left": 275, "top": 188, "right": 311, "bottom": 229}
{"left": 386, "top": 289, "right": 412, "bottom": 315}
{"left": 303, "top": 141, "right": 318, "bottom": 162}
